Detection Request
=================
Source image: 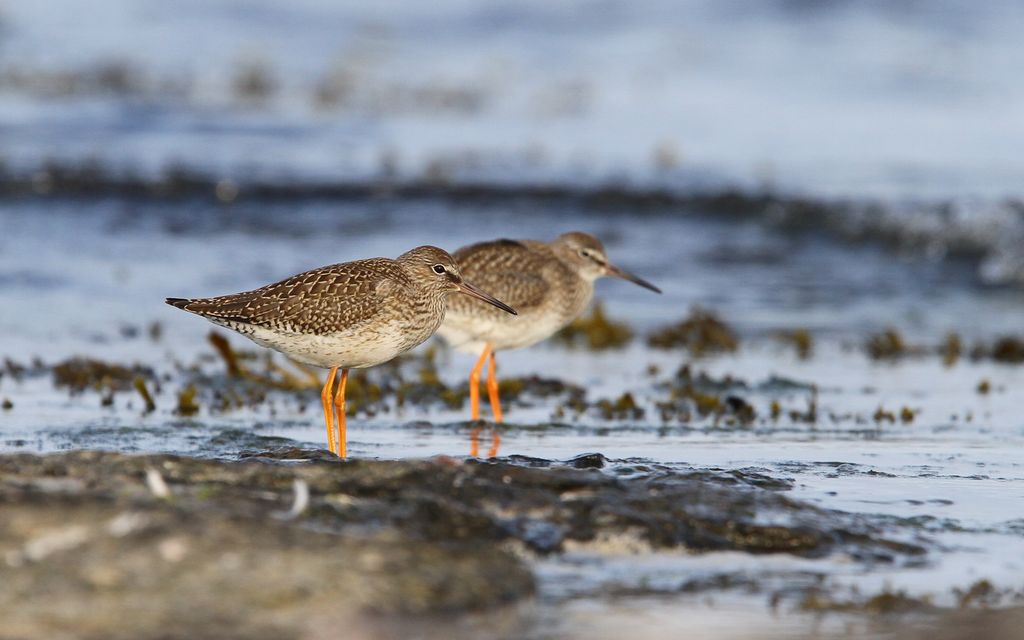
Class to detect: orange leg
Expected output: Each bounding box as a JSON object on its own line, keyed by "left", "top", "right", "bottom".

{"left": 333, "top": 368, "right": 349, "bottom": 458}
{"left": 469, "top": 344, "right": 493, "bottom": 421}
{"left": 321, "top": 367, "right": 338, "bottom": 455}
{"left": 469, "top": 427, "right": 480, "bottom": 458}
{"left": 487, "top": 430, "right": 501, "bottom": 458}
{"left": 485, "top": 351, "right": 504, "bottom": 424}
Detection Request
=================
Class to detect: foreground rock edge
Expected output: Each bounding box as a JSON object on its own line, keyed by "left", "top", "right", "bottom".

{"left": 0, "top": 449, "right": 933, "bottom": 639}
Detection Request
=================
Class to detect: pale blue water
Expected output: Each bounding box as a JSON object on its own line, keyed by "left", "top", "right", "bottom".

{"left": 1, "top": 0, "right": 1022, "bottom": 197}
{"left": 2, "top": 3, "right": 1024, "bottom": 638}
{"left": 2, "top": 199, "right": 1024, "bottom": 637}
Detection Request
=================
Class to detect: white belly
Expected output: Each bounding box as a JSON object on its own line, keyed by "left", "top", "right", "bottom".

{"left": 242, "top": 323, "right": 418, "bottom": 369}
{"left": 437, "top": 309, "right": 571, "bottom": 354}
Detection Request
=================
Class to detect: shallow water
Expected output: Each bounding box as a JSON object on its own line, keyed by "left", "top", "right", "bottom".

{"left": 2, "top": 0, "right": 1023, "bottom": 198}
{"left": 2, "top": 2, "right": 1024, "bottom": 635}
{"left": 2, "top": 196, "right": 1024, "bottom": 637}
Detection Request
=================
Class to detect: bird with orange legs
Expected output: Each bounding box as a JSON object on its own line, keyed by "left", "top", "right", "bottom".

{"left": 167, "top": 246, "right": 516, "bottom": 458}
{"left": 437, "top": 232, "right": 661, "bottom": 455}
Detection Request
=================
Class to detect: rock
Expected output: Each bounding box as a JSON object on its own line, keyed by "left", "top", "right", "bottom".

{"left": 0, "top": 450, "right": 929, "bottom": 638}
{"left": 0, "top": 452, "right": 533, "bottom": 639}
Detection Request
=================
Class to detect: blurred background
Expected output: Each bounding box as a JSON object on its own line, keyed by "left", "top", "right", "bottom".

{"left": 2, "top": 0, "right": 1024, "bottom": 360}
{"left": 3, "top": 3, "right": 1024, "bottom": 637}
{"left": 2, "top": 0, "right": 1023, "bottom": 196}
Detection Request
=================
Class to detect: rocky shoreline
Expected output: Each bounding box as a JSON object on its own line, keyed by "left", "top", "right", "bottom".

{"left": 0, "top": 449, "right": 954, "bottom": 639}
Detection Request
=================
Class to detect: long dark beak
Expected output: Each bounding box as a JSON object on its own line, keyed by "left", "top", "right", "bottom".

{"left": 606, "top": 264, "right": 662, "bottom": 294}
{"left": 457, "top": 280, "right": 518, "bottom": 315}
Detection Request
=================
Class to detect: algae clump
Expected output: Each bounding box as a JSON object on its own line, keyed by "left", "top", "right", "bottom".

{"left": 554, "top": 301, "right": 633, "bottom": 350}
{"left": 648, "top": 307, "right": 738, "bottom": 355}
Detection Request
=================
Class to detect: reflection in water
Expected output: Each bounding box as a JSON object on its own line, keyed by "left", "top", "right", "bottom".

{"left": 2, "top": 1, "right": 1023, "bottom": 636}
{"left": 469, "top": 426, "right": 502, "bottom": 459}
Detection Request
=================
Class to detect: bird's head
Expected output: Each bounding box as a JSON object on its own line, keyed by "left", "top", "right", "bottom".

{"left": 551, "top": 232, "right": 662, "bottom": 293}
{"left": 397, "top": 246, "right": 517, "bottom": 314}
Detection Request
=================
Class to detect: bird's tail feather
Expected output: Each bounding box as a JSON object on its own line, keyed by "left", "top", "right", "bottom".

{"left": 165, "top": 297, "right": 193, "bottom": 310}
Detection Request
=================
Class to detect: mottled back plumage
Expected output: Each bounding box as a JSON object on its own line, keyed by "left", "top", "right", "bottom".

{"left": 167, "top": 245, "right": 489, "bottom": 369}
{"left": 167, "top": 245, "right": 517, "bottom": 458}
{"left": 438, "top": 231, "right": 658, "bottom": 425}
{"left": 168, "top": 258, "right": 410, "bottom": 336}
{"left": 439, "top": 237, "right": 595, "bottom": 352}
{"left": 451, "top": 241, "right": 553, "bottom": 311}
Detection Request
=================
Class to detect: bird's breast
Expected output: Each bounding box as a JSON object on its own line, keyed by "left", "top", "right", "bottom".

{"left": 439, "top": 279, "right": 592, "bottom": 352}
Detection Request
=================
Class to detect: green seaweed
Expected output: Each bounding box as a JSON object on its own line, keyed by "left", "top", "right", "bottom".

{"left": 133, "top": 376, "right": 156, "bottom": 414}
{"left": 800, "top": 587, "right": 933, "bottom": 614}
{"left": 866, "top": 329, "right": 906, "bottom": 360}
{"left": 53, "top": 357, "right": 151, "bottom": 393}
{"left": 990, "top": 336, "right": 1024, "bottom": 363}
{"left": 941, "top": 332, "right": 962, "bottom": 367}
{"left": 176, "top": 385, "right": 200, "bottom": 416}
{"left": 777, "top": 328, "right": 813, "bottom": 359}
{"left": 596, "top": 392, "right": 644, "bottom": 420}
{"left": 873, "top": 407, "right": 896, "bottom": 424}
{"left": 955, "top": 580, "right": 1000, "bottom": 608}
{"left": 647, "top": 307, "right": 739, "bottom": 355}
{"left": 554, "top": 301, "right": 633, "bottom": 350}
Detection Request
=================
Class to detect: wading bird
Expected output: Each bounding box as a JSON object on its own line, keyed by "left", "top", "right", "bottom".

{"left": 167, "top": 246, "right": 516, "bottom": 458}
{"left": 438, "top": 232, "right": 660, "bottom": 443}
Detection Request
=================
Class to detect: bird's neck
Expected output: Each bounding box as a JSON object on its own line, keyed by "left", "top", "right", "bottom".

{"left": 568, "top": 275, "right": 595, "bottom": 318}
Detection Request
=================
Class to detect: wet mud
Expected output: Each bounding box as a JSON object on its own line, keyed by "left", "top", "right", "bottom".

{"left": 3, "top": 194, "right": 1024, "bottom": 639}
{"left": 0, "top": 449, "right": 938, "bottom": 639}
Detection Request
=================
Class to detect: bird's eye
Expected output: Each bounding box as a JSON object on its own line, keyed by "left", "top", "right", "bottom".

{"left": 432, "top": 264, "right": 447, "bottom": 275}
{"left": 578, "top": 249, "right": 591, "bottom": 258}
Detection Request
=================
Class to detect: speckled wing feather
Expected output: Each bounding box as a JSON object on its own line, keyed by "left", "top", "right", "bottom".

{"left": 168, "top": 258, "right": 408, "bottom": 335}
{"left": 449, "top": 240, "right": 551, "bottom": 313}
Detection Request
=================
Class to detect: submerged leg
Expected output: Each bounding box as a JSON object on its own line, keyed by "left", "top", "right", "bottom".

{"left": 333, "top": 368, "right": 349, "bottom": 458}
{"left": 485, "top": 351, "right": 504, "bottom": 424}
{"left": 487, "top": 430, "right": 501, "bottom": 459}
{"left": 321, "top": 367, "right": 338, "bottom": 455}
{"left": 469, "top": 427, "right": 480, "bottom": 458}
{"left": 469, "top": 344, "right": 493, "bottom": 421}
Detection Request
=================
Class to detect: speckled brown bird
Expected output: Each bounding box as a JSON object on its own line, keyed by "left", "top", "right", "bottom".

{"left": 167, "top": 246, "right": 516, "bottom": 458}
{"left": 438, "top": 232, "right": 660, "bottom": 427}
